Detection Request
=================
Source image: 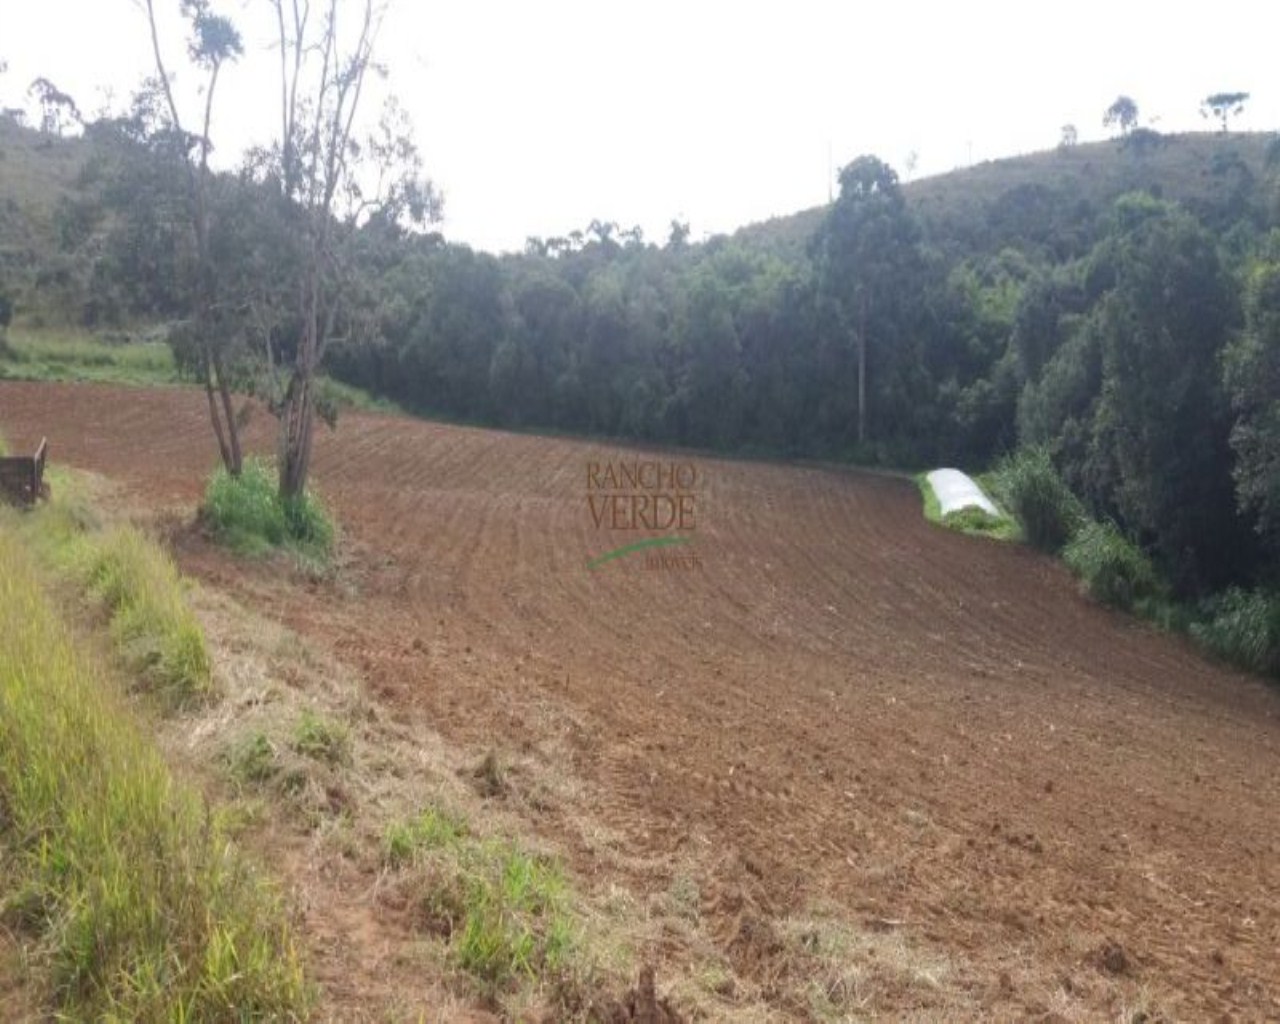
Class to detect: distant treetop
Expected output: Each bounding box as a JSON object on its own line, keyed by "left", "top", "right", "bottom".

{"left": 1103, "top": 95, "right": 1139, "bottom": 137}
{"left": 1201, "top": 92, "right": 1250, "bottom": 133}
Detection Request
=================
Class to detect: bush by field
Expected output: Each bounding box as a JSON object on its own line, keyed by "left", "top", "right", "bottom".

{"left": 991, "top": 447, "right": 1086, "bottom": 553}
{"left": 203, "top": 456, "right": 334, "bottom": 560}
{"left": 1191, "top": 587, "right": 1280, "bottom": 677}
{"left": 1063, "top": 521, "right": 1161, "bottom": 610}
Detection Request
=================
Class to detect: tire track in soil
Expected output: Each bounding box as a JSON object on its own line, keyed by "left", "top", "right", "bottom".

{"left": 3, "top": 380, "right": 1279, "bottom": 1020}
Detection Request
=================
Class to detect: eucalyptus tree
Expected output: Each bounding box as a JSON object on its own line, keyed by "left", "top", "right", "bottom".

{"left": 1201, "top": 92, "right": 1250, "bottom": 133}
{"left": 28, "top": 77, "right": 81, "bottom": 136}
{"left": 1103, "top": 95, "right": 1139, "bottom": 136}
{"left": 258, "top": 0, "right": 440, "bottom": 499}
{"left": 811, "top": 155, "right": 923, "bottom": 446}
{"left": 141, "top": 0, "right": 245, "bottom": 474}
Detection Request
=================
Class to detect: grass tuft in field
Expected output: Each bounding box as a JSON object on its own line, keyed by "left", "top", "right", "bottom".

{"left": 382, "top": 805, "right": 576, "bottom": 989}
{"left": 227, "top": 730, "right": 282, "bottom": 788}
{"left": 203, "top": 456, "right": 335, "bottom": 562}
{"left": 83, "top": 525, "right": 214, "bottom": 706}
{"left": 292, "top": 707, "right": 352, "bottom": 766}
{"left": 0, "top": 527, "right": 308, "bottom": 1020}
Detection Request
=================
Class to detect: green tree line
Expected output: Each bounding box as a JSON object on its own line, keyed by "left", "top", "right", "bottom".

{"left": 7, "top": 96, "right": 1280, "bottom": 607}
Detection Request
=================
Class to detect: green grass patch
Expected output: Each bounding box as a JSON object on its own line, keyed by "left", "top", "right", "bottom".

{"left": 1062, "top": 521, "right": 1162, "bottom": 611}
{"left": 5, "top": 470, "right": 212, "bottom": 708}
{"left": 292, "top": 708, "right": 352, "bottom": 767}
{"left": 0, "top": 526, "right": 308, "bottom": 1020}
{"left": 990, "top": 447, "right": 1086, "bottom": 553}
{"left": 83, "top": 525, "right": 213, "bottom": 706}
{"left": 382, "top": 805, "right": 576, "bottom": 989}
{"left": 202, "top": 457, "right": 335, "bottom": 562}
{"left": 1191, "top": 587, "right": 1280, "bottom": 676}
{"left": 226, "top": 731, "right": 281, "bottom": 789}
{"left": 915, "top": 472, "right": 1019, "bottom": 541}
{"left": 0, "top": 328, "right": 180, "bottom": 386}
{"left": 383, "top": 807, "right": 471, "bottom": 868}
{"left": 316, "top": 374, "right": 404, "bottom": 416}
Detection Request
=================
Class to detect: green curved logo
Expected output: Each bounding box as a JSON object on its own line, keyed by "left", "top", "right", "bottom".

{"left": 586, "top": 535, "right": 692, "bottom": 570}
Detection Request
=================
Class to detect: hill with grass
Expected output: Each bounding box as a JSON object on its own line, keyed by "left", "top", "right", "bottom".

{"left": 1, "top": 116, "right": 1276, "bottom": 306}
{"left": 0, "top": 118, "right": 89, "bottom": 300}
{"left": 736, "top": 131, "right": 1276, "bottom": 260}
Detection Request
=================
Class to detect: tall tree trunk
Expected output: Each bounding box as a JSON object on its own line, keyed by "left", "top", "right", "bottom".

{"left": 212, "top": 349, "right": 243, "bottom": 474}
{"left": 202, "top": 348, "right": 234, "bottom": 472}
{"left": 279, "top": 265, "right": 319, "bottom": 500}
{"left": 279, "top": 375, "right": 312, "bottom": 499}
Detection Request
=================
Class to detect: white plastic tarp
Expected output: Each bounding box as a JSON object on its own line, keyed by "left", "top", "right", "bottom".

{"left": 926, "top": 468, "right": 999, "bottom": 517}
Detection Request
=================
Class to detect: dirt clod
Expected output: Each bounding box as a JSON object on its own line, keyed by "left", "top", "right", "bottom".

{"left": 595, "top": 966, "right": 684, "bottom": 1024}
{"left": 1097, "top": 940, "right": 1130, "bottom": 976}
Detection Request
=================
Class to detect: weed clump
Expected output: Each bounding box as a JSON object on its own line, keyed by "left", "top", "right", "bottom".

{"left": 227, "top": 731, "right": 280, "bottom": 787}
{"left": 202, "top": 456, "right": 334, "bottom": 560}
{"left": 1063, "top": 521, "right": 1160, "bottom": 610}
{"left": 383, "top": 807, "right": 470, "bottom": 867}
{"left": 1191, "top": 587, "right": 1280, "bottom": 676}
{"left": 382, "top": 805, "right": 575, "bottom": 987}
{"left": 991, "top": 447, "right": 1086, "bottom": 552}
{"left": 292, "top": 708, "right": 352, "bottom": 766}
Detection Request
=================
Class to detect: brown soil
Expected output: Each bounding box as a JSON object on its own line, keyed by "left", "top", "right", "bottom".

{"left": 3, "top": 380, "right": 1279, "bottom": 1020}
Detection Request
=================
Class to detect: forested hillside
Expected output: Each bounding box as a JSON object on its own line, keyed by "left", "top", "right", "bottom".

{"left": 5, "top": 112, "right": 1280, "bottom": 619}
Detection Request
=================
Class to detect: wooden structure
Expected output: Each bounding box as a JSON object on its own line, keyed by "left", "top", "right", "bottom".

{"left": 0, "top": 437, "right": 48, "bottom": 506}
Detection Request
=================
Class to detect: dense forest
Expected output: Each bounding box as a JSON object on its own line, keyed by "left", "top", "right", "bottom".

{"left": 4, "top": 102, "right": 1280, "bottom": 632}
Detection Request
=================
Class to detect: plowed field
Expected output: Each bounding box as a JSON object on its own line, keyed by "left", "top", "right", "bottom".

{"left": 3, "top": 380, "right": 1278, "bottom": 1020}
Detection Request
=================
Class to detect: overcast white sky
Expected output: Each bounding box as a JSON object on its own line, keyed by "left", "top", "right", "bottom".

{"left": 3, "top": 1, "right": 1279, "bottom": 252}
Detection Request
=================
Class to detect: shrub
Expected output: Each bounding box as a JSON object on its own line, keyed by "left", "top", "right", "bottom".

{"left": 227, "top": 731, "right": 280, "bottom": 787}
{"left": 1191, "top": 587, "right": 1280, "bottom": 676}
{"left": 382, "top": 806, "right": 574, "bottom": 985}
{"left": 283, "top": 489, "right": 335, "bottom": 553}
{"left": 383, "top": 807, "right": 470, "bottom": 868}
{"left": 455, "top": 843, "right": 573, "bottom": 984}
{"left": 992, "top": 447, "right": 1087, "bottom": 552}
{"left": 202, "top": 457, "right": 334, "bottom": 559}
{"left": 292, "top": 708, "right": 351, "bottom": 766}
{"left": 1063, "top": 521, "right": 1160, "bottom": 610}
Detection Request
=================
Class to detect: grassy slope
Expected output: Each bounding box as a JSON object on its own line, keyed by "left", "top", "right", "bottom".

{"left": 734, "top": 132, "right": 1275, "bottom": 257}
{"left": 0, "top": 327, "right": 179, "bottom": 385}
{"left": 0, "top": 119, "right": 87, "bottom": 291}
{"left": 1, "top": 116, "right": 1273, "bottom": 272}
{"left": 0, "top": 488, "right": 307, "bottom": 1019}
